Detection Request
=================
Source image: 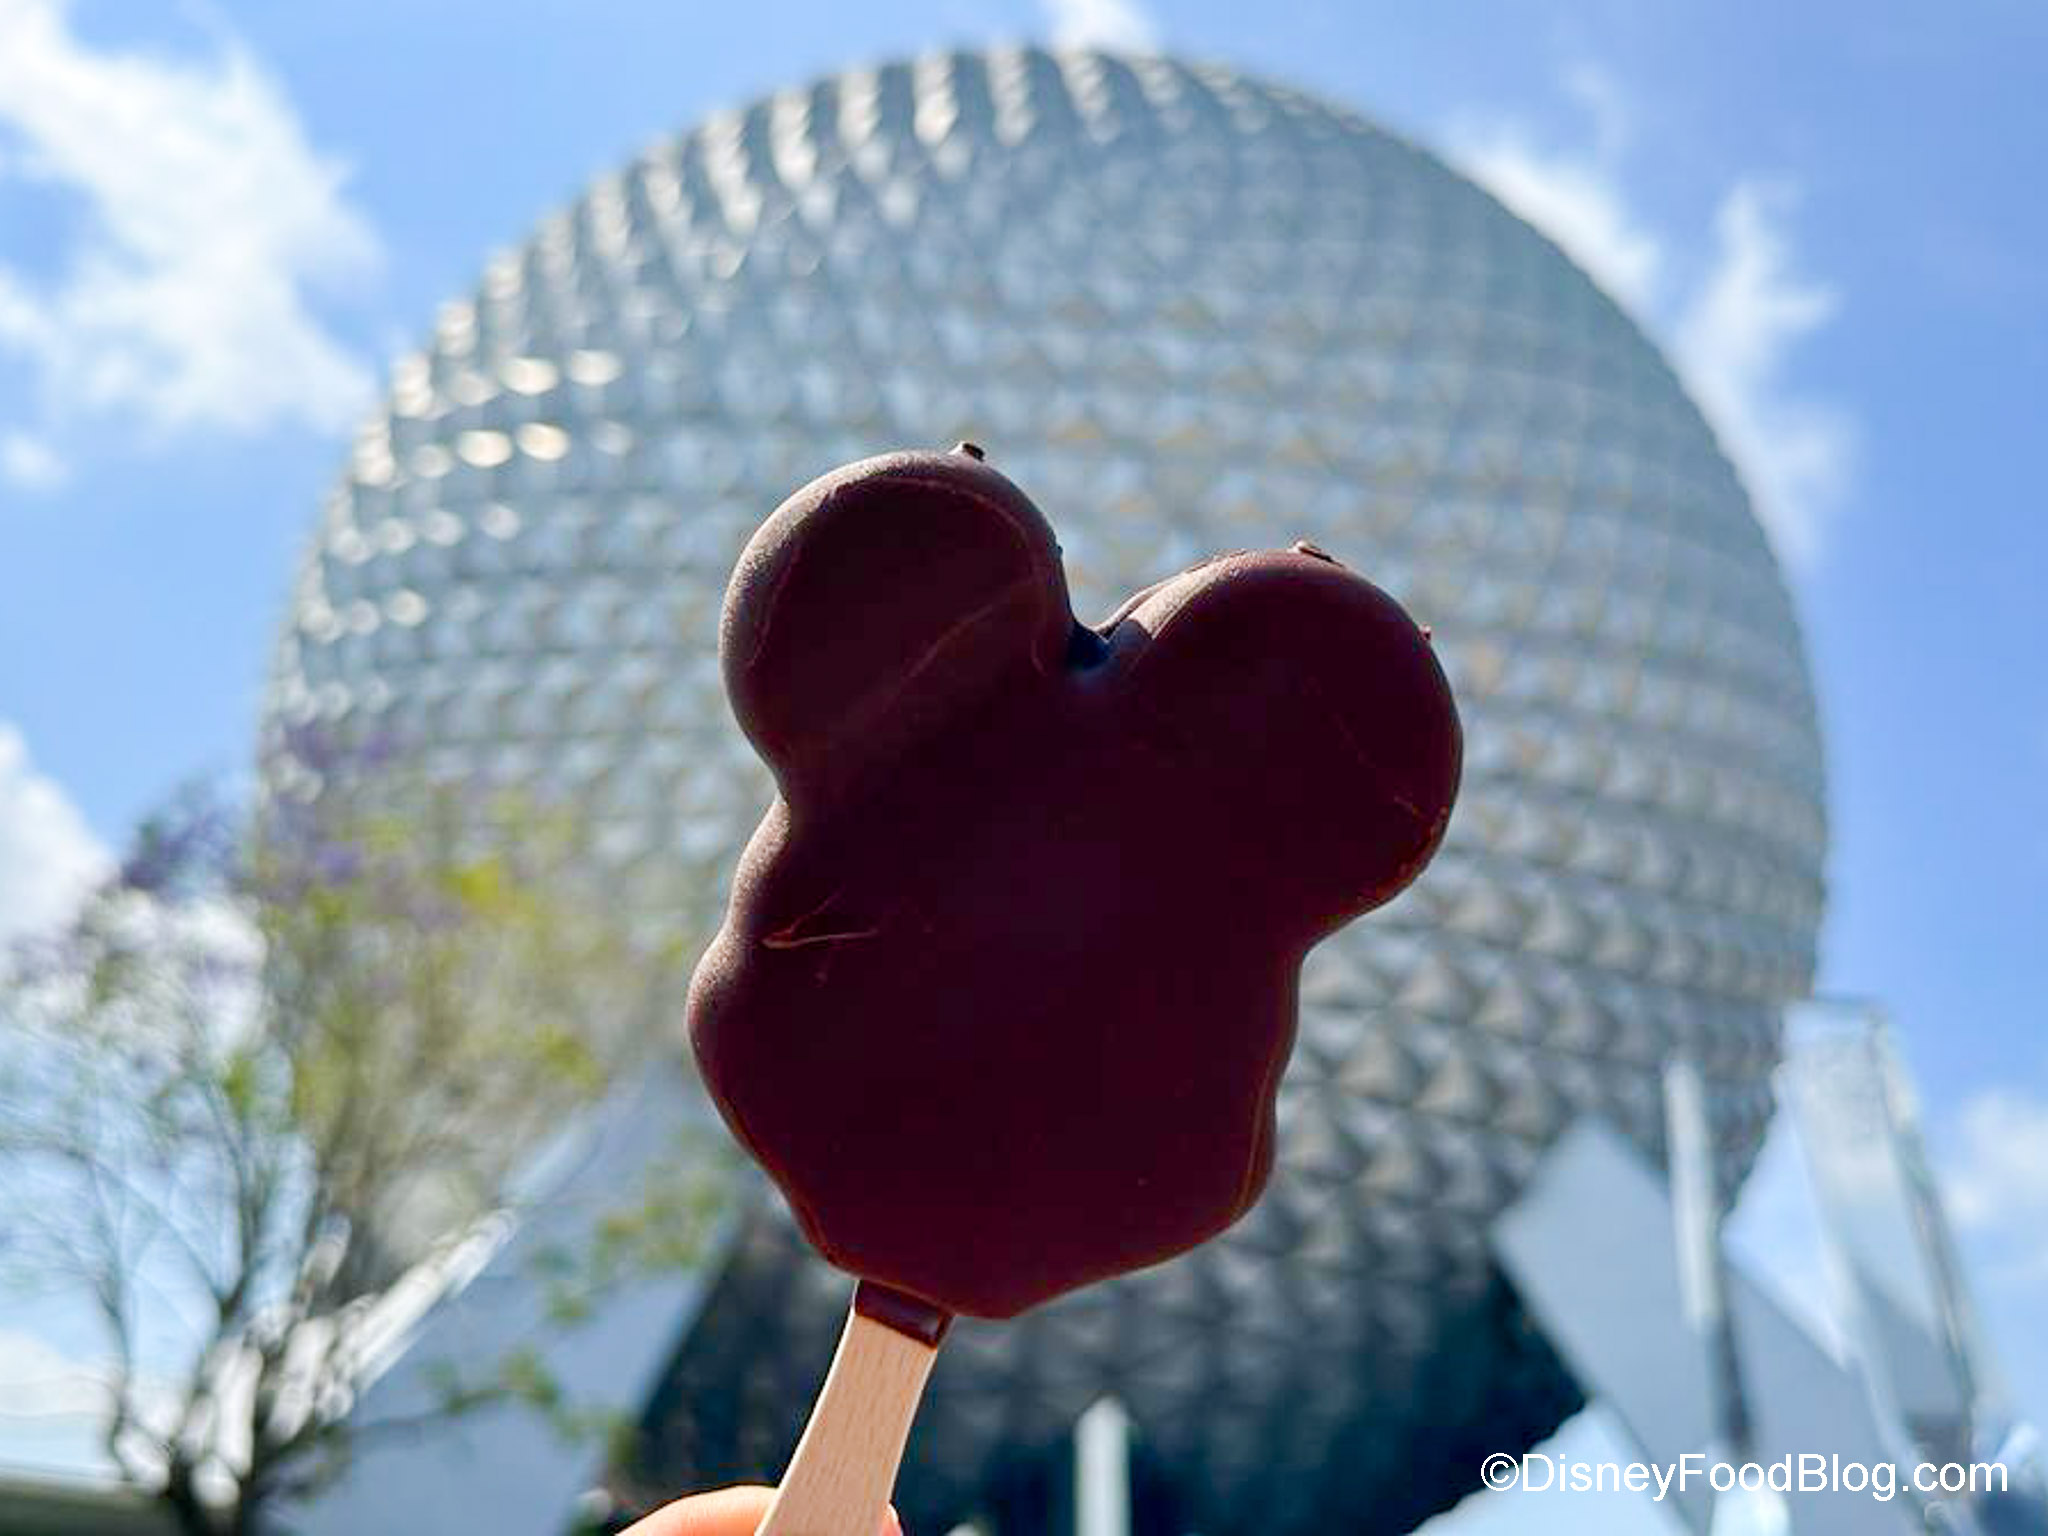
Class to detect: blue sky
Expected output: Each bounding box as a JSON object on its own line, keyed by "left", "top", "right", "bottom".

{"left": 1, "top": 0, "right": 2043, "bottom": 1528}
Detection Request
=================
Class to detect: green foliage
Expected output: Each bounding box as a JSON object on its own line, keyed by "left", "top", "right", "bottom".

{"left": 533, "top": 1130, "right": 741, "bottom": 1328}
{"left": 0, "top": 758, "right": 724, "bottom": 1536}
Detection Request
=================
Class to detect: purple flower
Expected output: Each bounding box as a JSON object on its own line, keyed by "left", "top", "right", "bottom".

{"left": 311, "top": 841, "right": 364, "bottom": 886}
{"left": 118, "top": 790, "right": 237, "bottom": 898}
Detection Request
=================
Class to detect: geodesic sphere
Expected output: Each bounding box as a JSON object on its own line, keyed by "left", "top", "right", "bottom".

{"left": 264, "top": 45, "right": 1826, "bottom": 1536}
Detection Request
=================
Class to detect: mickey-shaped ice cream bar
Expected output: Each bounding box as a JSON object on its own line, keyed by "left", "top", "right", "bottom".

{"left": 692, "top": 442, "right": 1459, "bottom": 1304}
{"left": 687, "top": 444, "right": 1459, "bottom": 1534}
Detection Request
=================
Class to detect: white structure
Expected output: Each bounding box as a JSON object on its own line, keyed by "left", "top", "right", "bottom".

{"left": 1498, "top": 1009, "right": 2048, "bottom": 1536}
{"left": 1495, "top": 1119, "right": 1920, "bottom": 1536}
{"left": 265, "top": 47, "right": 1827, "bottom": 1534}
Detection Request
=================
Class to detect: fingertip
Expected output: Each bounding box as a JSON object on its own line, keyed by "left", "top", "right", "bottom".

{"left": 619, "top": 1484, "right": 900, "bottom": 1535}
{"left": 621, "top": 1484, "right": 775, "bottom": 1535}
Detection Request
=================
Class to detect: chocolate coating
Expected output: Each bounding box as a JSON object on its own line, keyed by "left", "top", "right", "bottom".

{"left": 688, "top": 448, "right": 1461, "bottom": 1320}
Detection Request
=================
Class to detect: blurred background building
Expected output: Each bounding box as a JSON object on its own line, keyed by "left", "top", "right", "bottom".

{"left": 258, "top": 46, "right": 1842, "bottom": 1536}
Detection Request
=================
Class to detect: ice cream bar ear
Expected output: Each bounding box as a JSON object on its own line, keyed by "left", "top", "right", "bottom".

{"left": 722, "top": 446, "right": 1074, "bottom": 810}
{"left": 1109, "top": 545, "right": 1459, "bottom": 939}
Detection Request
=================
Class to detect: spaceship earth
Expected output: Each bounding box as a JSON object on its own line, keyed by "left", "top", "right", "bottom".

{"left": 262, "top": 46, "right": 1828, "bottom": 1536}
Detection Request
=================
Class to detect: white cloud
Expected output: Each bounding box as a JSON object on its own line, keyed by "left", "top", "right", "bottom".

{"left": 0, "top": 1327, "right": 116, "bottom": 1422}
{"left": 0, "top": 721, "right": 108, "bottom": 946}
{"left": 0, "top": 0, "right": 380, "bottom": 466}
{"left": 0, "top": 1323, "right": 188, "bottom": 1483}
{"left": 1454, "top": 129, "right": 1662, "bottom": 315}
{"left": 1448, "top": 74, "right": 1853, "bottom": 568}
{"left": 1042, "top": 0, "right": 1159, "bottom": 53}
{"left": 1944, "top": 1086, "right": 2048, "bottom": 1272}
{"left": 1561, "top": 63, "right": 1631, "bottom": 162}
{"left": 1939, "top": 1085, "right": 2048, "bottom": 1434}
{"left": 0, "top": 428, "right": 67, "bottom": 489}
{"left": 1674, "top": 183, "right": 1852, "bottom": 568}
{"left": 0, "top": 1326, "right": 130, "bottom": 1483}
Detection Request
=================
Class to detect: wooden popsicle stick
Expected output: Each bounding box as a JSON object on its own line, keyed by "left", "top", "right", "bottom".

{"left": 756, "top": 1300, "right": 940, "bottom": 1536}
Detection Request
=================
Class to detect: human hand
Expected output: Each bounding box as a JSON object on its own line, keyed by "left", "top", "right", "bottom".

{"left": 618, "top": 1485, "right": 903, "bottom": 1535}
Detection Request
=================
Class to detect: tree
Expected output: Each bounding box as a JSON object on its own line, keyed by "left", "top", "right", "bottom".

{"left": 0, "top": 746, "right": 733, "bottom": 1536}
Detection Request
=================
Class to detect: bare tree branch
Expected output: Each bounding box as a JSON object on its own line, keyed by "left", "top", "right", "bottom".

{"left": 1, "top": 760, "right": 715, "bottom": 1536}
